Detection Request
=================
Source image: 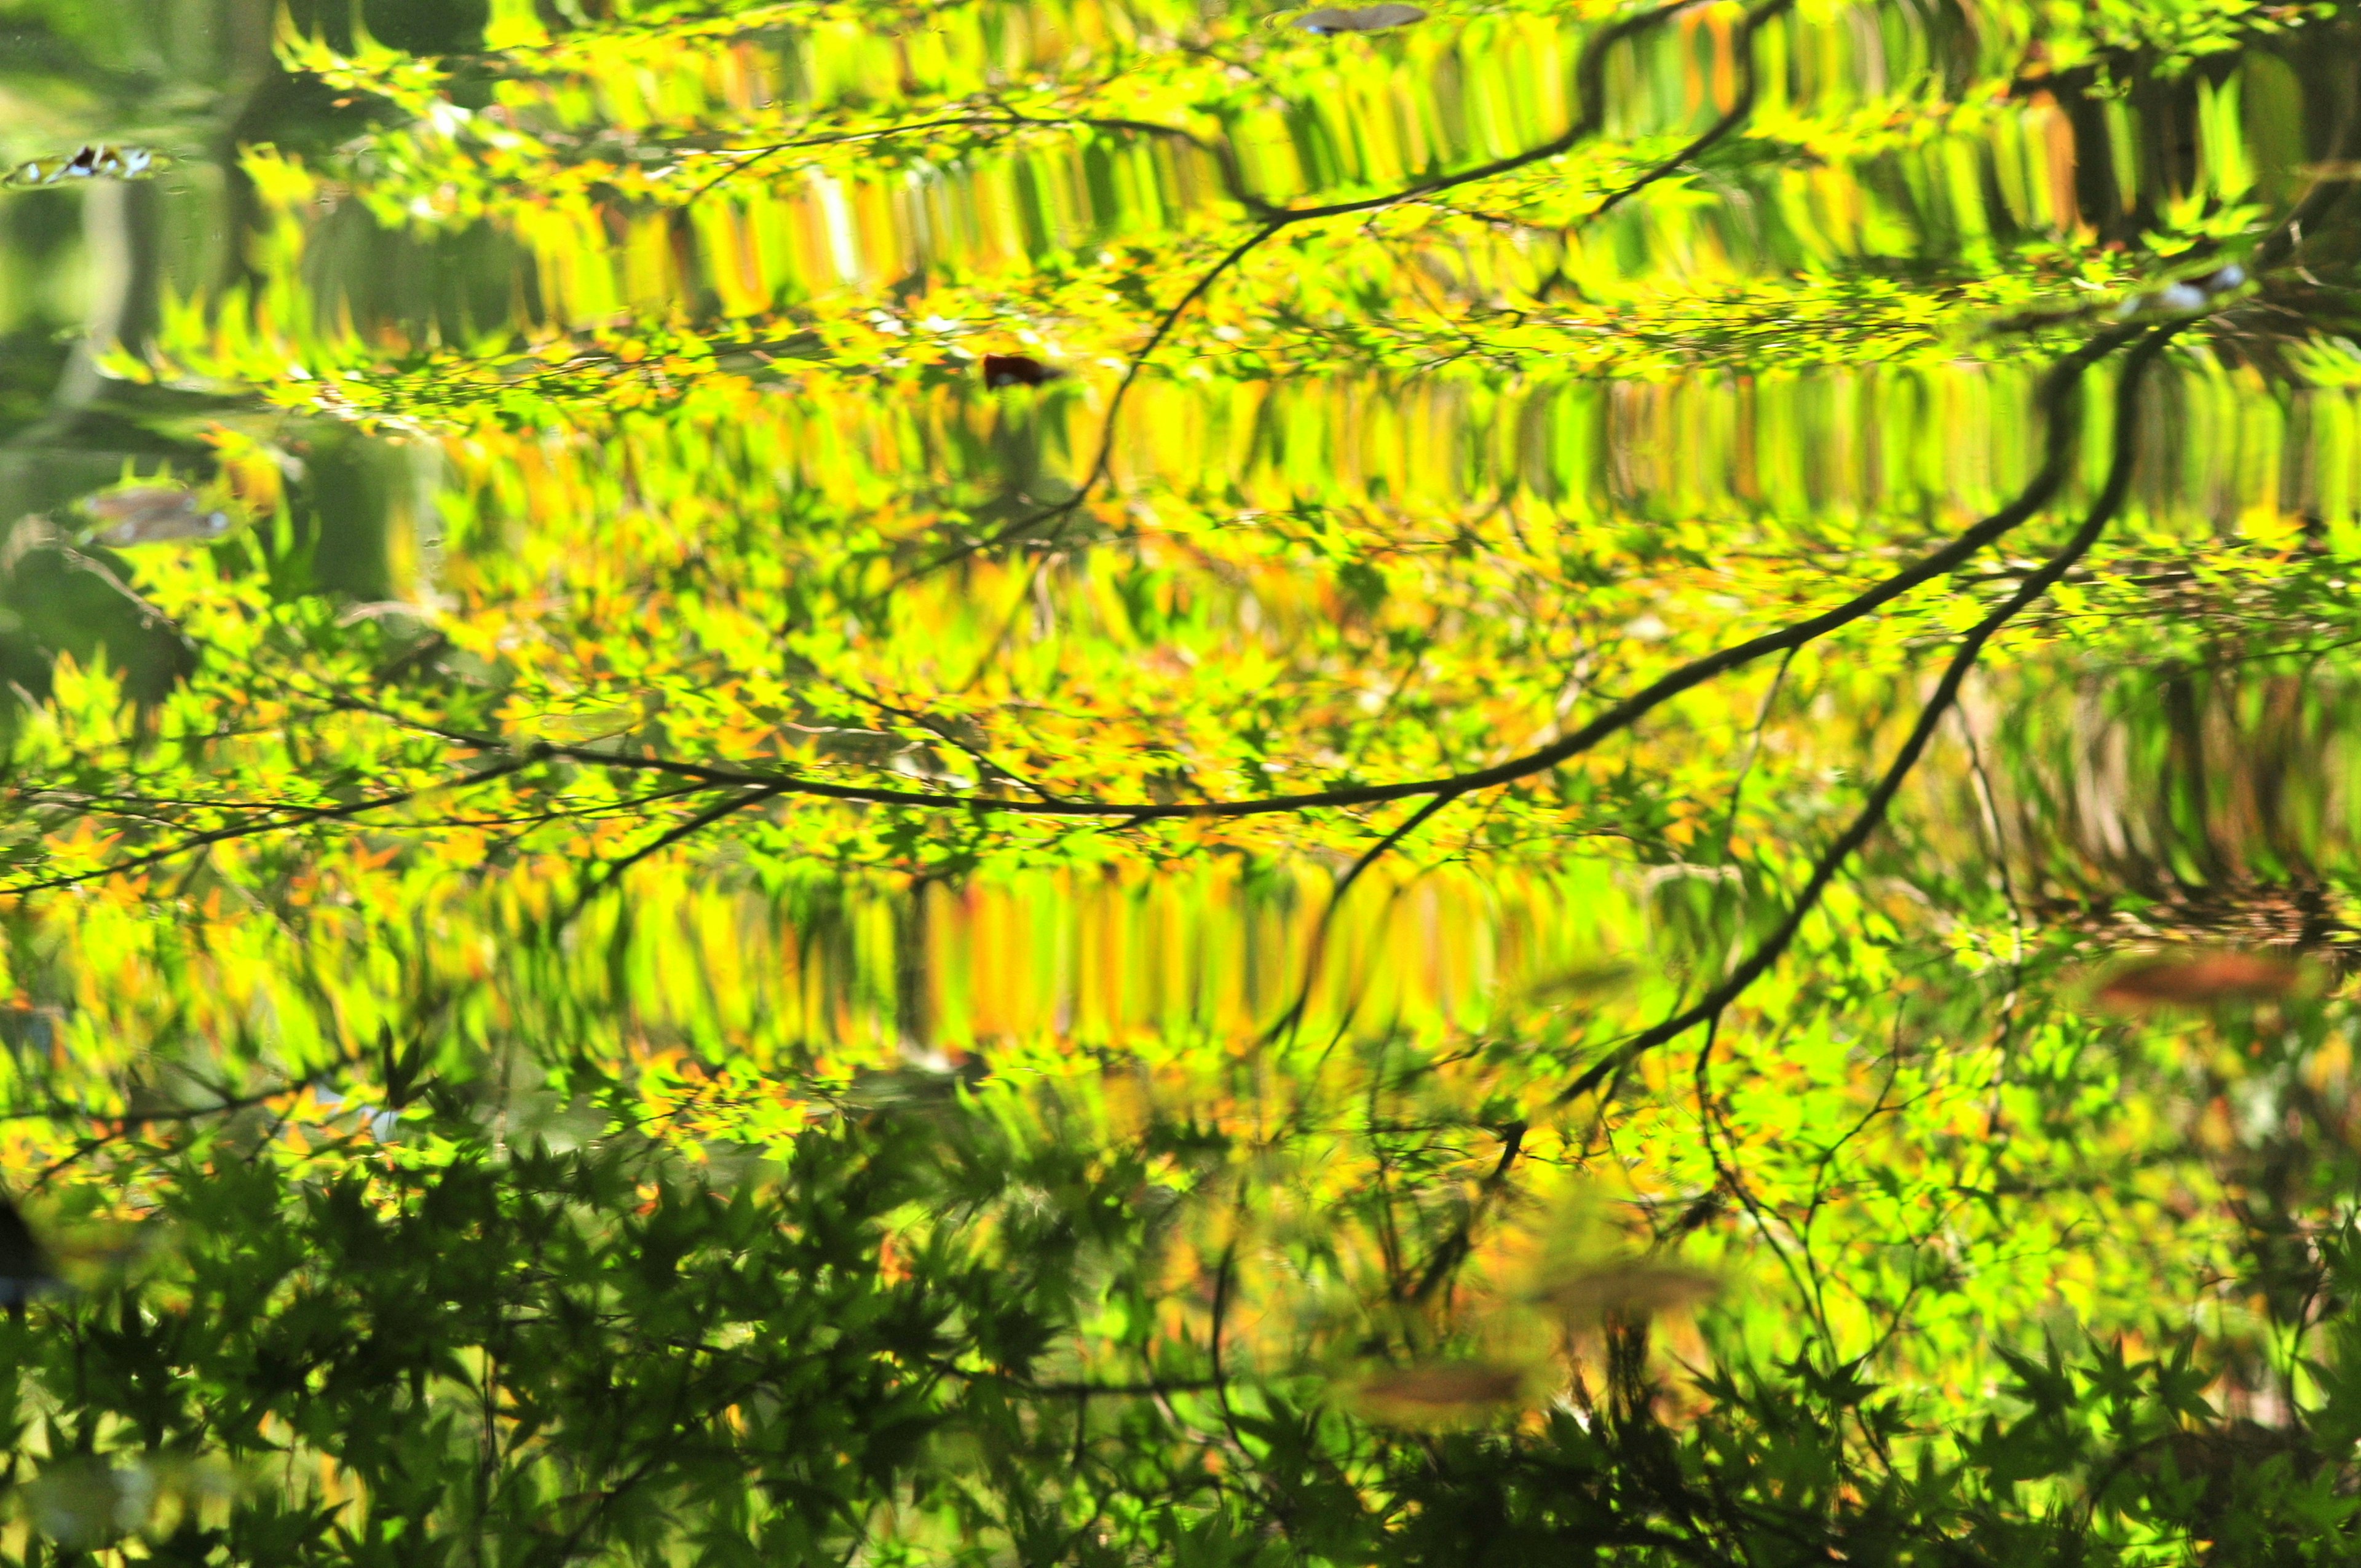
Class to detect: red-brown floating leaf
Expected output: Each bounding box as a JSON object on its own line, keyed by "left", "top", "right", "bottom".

{"left": 1351, "top": 1359, "right": 1527, "bottom": 1422}
{"left": 981, "top": 354, "right": 1058, "bottom": 388}
{"left": 2092, "top": 951, "right": 2307, "bottom": 1013}
{"left": 1534, "top": 1259, "right": 1720, "bottom": 1325}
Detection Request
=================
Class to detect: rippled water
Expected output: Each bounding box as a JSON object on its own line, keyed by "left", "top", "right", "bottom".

{"left": 4, "top": 0, "right": 2359, "bottom": 1053}
{"left": 11, "top": 2, "right": 2361, "bottom": 1556}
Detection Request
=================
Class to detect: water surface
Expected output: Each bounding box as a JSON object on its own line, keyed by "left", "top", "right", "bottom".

{"left": 1, "top": 0, "right": 2359, "bottom": 1558}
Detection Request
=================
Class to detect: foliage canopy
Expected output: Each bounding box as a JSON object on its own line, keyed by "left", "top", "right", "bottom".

{"left": 2, "top": 0, "right": 2361, "bottom": 1561}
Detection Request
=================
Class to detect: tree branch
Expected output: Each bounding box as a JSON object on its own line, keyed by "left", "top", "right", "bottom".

{"left": 1555, "top": 323, "right": 2181, "bottom": 1105}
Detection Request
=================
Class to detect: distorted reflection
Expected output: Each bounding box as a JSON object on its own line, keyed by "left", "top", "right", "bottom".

{"left": 1, "top": 0, "right": 2359, "bottom": 1560}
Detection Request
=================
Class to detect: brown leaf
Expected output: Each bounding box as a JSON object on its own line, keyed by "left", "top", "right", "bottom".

{"left": 1351, "top": 1359, "right": 1527, "bottom": 1422}
{"left": 1521, "top": 959, "right": 1636, "bottom": 1006}
{"left": 2092, "top": 951, "right": 2306, "bottom": 1012}
{"left": 1534, "top": 1259, "right": 1719, "bottom": 1325}
{"left": 981, "top": 354, "right": 1058, "bottom": 388}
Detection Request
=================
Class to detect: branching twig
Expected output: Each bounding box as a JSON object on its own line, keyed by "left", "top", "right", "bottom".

{"left": 1556, "top": 325, "right": 2181, "bottom": 1106}
{"left": 888, "top": 0, "right": 1718, "bottom": 586}
{"left": 1262, "top": 788, "right": 1463, "bottom": 1047}
{"left": 15, "top": 325, "right": 2128, "bottom": 903}
{"left": 551, "top": 786, "right": 786, "bottom": 932}
{"left": 0, "top": 755, "right": 532, "bottom": 898}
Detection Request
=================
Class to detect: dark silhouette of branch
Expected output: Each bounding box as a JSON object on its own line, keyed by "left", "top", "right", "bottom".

{"left": 1554, "top": 323, "right": 2183, "bottom": 1106}
{"left": 1262, "top": 788, "right": 1464, "bottom": 1047}
{"left": 0, "top": 755, "right": 532, "bottom": 898}
{"left": 514, "top": 323, "right": 2135, "bottom": 817}
{"left": 552, "top": 785, "right": 786, "bottom": 932}
{"left": 5, "top": 317, "right": 2131, "bottom": 906}
{"left": 1400, "top": 1120, "right": 1527, "bottom": 1305}
{"left": 0, "top": 1053, "right": 366, "bottom": 1127}
{"left": 12, "top": 313, "right": 2114, "bottom": 909}
{"left": 1534, "top": 0, "right": 1796, "bottom": 298}
{"left": 1260, "top": 0, "right": 1738, "bottom": 226}
{"left": 888, "top": 0, "right": 1723, "bottom": 584}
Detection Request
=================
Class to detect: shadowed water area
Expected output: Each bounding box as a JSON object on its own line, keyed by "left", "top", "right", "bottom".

{"left": 1, "top": 0, "right": 2360, "bottom": 1561}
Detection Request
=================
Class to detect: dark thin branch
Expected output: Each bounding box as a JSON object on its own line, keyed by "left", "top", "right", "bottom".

{"left": 1261, "top": 0, "right": 1720, "bottom": 226}
{"left": 1400, "top": 1120, "right": 1527, "bottom": 1305}
{"left": 0, "top": 1058, "right": 363, "bottom": 1128}
{"left": 887, "top": 217, "right": 1287, "bottom": 584}
{"left": 888, "top": 0, "right": 1716, "bottom": 584}
{"left": 1262, "top": 788, "right": 1463, "bottom": 1047}
{"left": 16, "top": 312, "right": 2118, "bottom": 907}
{"left": 1693, "top": 1016, "right": 1827, "bottom": 1347}
{"left": 0, "top": 756, "right": 532, "bottom": 898}
{"left": 1208, "top": 1243, "right": 1253, "bottom": 1467}
{"left": 552, "top": 786, "right": 785, "bottom": 931}
{"left": 26, "top": 780, "right": 716, "bottom": 833}
{"left": 1535, "top": 0, "right": 1795, "bottom": 298}
{"left": 41, "top": 320, "right": 2103, "bottom": 919}
{"left": 1555, "top": 324, "right": 2181, "bottom": 1106}
{"left": 527, "top": 325, "right": 2130, "bottom": 817}
{"left": 15, "top": 91, "right": 2216, "bottom": 916}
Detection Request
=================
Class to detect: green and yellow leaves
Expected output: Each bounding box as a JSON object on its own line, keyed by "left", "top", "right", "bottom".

{"left": 6, "top": 0, "right": 2361, "bottom": 1561}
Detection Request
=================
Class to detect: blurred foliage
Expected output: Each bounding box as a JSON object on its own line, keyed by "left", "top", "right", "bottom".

{"left": 2, "top": 0, "right": 2361, "bottom": 1563}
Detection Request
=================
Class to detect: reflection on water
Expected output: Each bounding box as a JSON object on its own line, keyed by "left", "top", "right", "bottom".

{"left": 6, "top": 0, "right": 2361, "bottom": 1045}
{"left": 280, "top": 2, "right": 2316, "bottom": 326}
{"left": 585, "top": 860, "right": 1620, "bottom": 1059}
{"left": 1968, "top": 666, "right": 2361, "bottom": 960}
{"left": 4, "top": 0, "right": 2361, "bottom": 1058}
{"left": 9, "top": 0, "right": 2361, "bottom": 1558}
